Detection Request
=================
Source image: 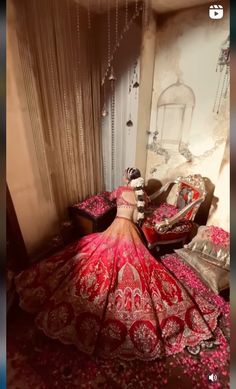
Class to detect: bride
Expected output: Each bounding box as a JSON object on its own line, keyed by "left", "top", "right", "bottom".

{"left": 15, "top": 167, "right": 220, "bottom": 360}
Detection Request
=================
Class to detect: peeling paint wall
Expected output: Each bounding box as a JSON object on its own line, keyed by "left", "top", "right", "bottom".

{"left": 207, "top": 138, "right": 229, "bottom": 230}
{"left": 145, "top": 5, "right": 229, "bottom": 230}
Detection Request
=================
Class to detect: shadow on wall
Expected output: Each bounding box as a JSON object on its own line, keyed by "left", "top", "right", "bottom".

{"left": 195, "top": 177, "right": 218, "bottom": 226}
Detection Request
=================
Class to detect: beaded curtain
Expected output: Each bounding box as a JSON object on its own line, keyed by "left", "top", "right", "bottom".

{"left": 99, "top": 1, "right": 143, "bottom": 190}
{"left": 12, "top": 0, "right": 104, "bottom": 220}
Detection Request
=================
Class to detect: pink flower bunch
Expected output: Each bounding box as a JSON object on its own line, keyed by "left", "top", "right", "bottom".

{"left": 149, "top": 203, "right": 179, "bottom": 224}
{"left": 208, "top": 226, "right": 230, "bottom": 247}
{"left": 74, "top": 191, "right": 115, "bottom": 217}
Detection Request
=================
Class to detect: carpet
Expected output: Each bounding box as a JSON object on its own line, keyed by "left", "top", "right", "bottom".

{"left": 7, "top": 254, "right": 230, "bottom": 389}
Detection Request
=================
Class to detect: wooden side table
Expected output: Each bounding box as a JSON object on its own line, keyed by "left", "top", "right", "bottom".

{"left": 68, "top": 192, "right": 117, "bottom": 237}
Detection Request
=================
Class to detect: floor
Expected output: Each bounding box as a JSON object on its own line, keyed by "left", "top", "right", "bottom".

{"left": 7, "top": 253, "right": 230, "bottom": 389}
{"left": 7, "top": 306, "right": 229, "bottom": 389}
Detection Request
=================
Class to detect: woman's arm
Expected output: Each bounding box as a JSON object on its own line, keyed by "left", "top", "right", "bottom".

{"left": 109, "top": 187, "right": 119, "bottom": 202}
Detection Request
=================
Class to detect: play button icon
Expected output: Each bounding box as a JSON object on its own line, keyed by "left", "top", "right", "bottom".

{"left": 209, "top": 5, "right": 224, "bottom": 19}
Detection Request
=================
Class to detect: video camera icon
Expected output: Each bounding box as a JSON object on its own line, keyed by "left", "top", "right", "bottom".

{"left": 209, "top": 5, "right": 224, "bottom": 19}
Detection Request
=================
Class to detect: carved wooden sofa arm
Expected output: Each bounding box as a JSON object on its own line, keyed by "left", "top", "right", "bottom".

{"left": 154, "top": 197, "right": 204, "bottom": 233}
{"left": 149, "top": 180, "right": 178, "bottom": 201}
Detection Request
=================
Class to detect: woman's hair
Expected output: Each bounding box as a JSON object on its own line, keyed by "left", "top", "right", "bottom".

{"left": 125, "top": 167, "right": 141, "bottom": 182}
{"left": 125, "top": 167, "right": 145, "bottom": 225}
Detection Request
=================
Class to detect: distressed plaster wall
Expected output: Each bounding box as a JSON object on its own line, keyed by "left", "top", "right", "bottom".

{"left": 207, "top": 138, "right": 229, "bottom": 230}
{"left": 145, "top": 4, "right": 229, "bottom": 230}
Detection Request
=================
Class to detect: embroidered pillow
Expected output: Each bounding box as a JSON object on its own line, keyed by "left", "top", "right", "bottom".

{"left": 174, "top": 248, "right": 229, "bottom": 294}
{"left": 73, "top": 191, "right": 115, "bottom": 217}
{"left": 184, "top": 225, "right": 230, "bottom": 270}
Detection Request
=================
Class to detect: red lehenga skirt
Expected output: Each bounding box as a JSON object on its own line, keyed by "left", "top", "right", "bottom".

{"left": 15, "top": 217, "right": 220, "bottom": 361}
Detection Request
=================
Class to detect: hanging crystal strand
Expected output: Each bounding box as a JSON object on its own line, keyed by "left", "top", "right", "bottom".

{"left": 115, "top": 0, "right": 119, "bottom": 48}
{"left": 76, "top": 1, "right": 87, "bottom": 198}
{"left": 87, "top": 0, "right": 91, "bottom": 30}
{"left": 107, "top": 0, "right": 115, "bottom": 187}
{"left": 135, "top": 0, "right": 139, "bottom": 14}
{"left": 102, "top": 0, "right": 113, "bottom": 83}
{"left": 32, "top": 0, "right": 53, "bottom": 149}
{"left": 224, "top": 66, "right": 230, "bottom": 98}
{"left": 216, "top": 67, "right": 228, "bottom": 114}
{"left": 214, "top": 36, "right": 230, "bottom": 113}
{"left": 101, "top": 82, "right": 108, "bottom": 117}
{"left": 133, "top": 60, "right": 139, "bottom": 98}
{"left": 63, "top": 89, "right": 73, "bottom": 202}
{"left": 107, "top": 0, "right": 111, "bottom": 72}
{"left": 125, "top": 0, "right": 128, "bottom": 31}
{"left": 66, "top": 0, "right": 81, "bottom": 201}
{"left": 143, "top": 0, "right": 150, "bottom": 28}
{"left": 45, "top": 1, "right": 69, "bottom": 210}
{"left": 126, "top": 65, "right": 133, "bottom": 129}
{"left": 45, "top": 24, "right": 58, "bottom": 149}
{"left": 102, "top": 2, "right": 143, "bottom": 85}
{"left": 131, "top": 61, "right": 134, "bottom": 87}
{"left": 49, "top": 0, "right": 71, "bottom": 215}
{"left": 17, "top": 5, "right": 52, "bottom": 203}
{"left": 110, "top": 77, "right": 116, "bottom": 182}
{"left": 62, "top": 0, "right": 76, "bottom": 203}
{"left": 213, "top": 70, "right": 223, "bottom": 113}
{"left": 101, "top": 81, "right": 108, "bottom": 187}
{"left": 128, "top": 64, "right": 132, "bottom": 93}
{"left": 54, "top": 2, "right": 72, "bottom": 203}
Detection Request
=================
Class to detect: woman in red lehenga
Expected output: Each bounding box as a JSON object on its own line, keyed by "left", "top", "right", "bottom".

{"left": 15, "top": 168, "right": 220, "bottom": 361}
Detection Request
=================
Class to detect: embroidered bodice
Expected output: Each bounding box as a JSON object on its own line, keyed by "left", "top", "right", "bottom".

{"left": 110, "top": 186, "right": 138, "bottom": 222}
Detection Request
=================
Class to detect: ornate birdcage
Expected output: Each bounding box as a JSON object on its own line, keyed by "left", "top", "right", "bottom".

{"left": 148, "top": 80, "right": 195, "bottom": 162}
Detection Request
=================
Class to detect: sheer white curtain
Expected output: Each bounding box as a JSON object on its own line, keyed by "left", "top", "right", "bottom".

{"left": 100, "top": 16, "right": 142, "bottom": 190}
{"left": 102, "top": 61, "right": 140, "bottom": 190}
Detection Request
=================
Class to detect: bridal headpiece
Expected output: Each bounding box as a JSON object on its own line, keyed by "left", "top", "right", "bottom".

{"left": 124, "top": 167, "right": 145, "bottom": 224}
